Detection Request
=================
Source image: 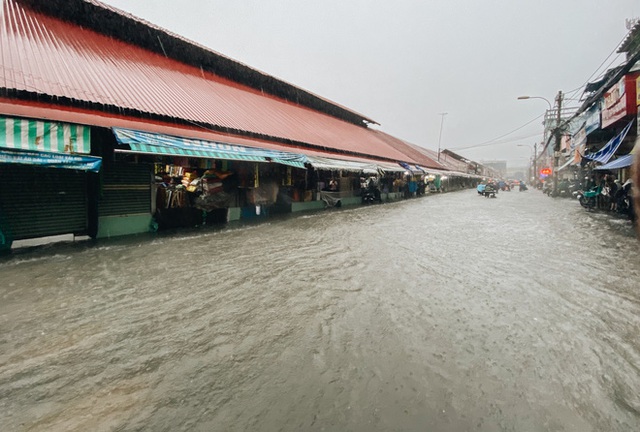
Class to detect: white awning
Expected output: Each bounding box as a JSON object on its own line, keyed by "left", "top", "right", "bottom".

{"left": 306, "top": 155, "right": 379, "bottom": 174}
{"left": 594, "top": 154, "right": 634, "bottom": 170}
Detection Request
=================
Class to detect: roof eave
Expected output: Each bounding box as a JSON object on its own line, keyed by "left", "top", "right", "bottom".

{"left": 16, "top": 0, "right": 378, "bottom": 127}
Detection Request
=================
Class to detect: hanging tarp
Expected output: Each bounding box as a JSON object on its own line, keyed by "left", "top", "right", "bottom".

{"left": 112, "top": 128, "right": 307, "bottom": 169}
{"left": 267, "top": 155, "right": 307, "bottom": 169}
{"left": 583, "top": 119, "right": 634, "bottom": 164}
{"left": 0, "top": 148, "right": 102, "bottom": 172}
{"left": 557, "top": 156, "right": 575, "bottom": 171}
{"left": 594, "top": 154, "right": 634, "bottom": 170}
{"left": 306, "top": 155, "right": 379, "bottom": 174}
{"left": 376, "top": 162, "right": 406, "bottom": 173}
{"left": 416, "top": 165, "right": 450, "bottom": 176}
{"left": 398, "top": 162, "right": 423, "bottom": 175}
{"left": 0, "top": 116, "right": 91, "bottom": 154}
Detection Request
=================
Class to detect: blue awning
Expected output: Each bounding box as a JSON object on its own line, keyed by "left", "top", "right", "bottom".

{"left": 112, "top": 128, "right": 307, "bottom": 169}
{"left": 0, "top": 148, "right": 102, "bottom": 172}
{"left": 594, "top": 154, "right": 634, "bottom": 170}
{"left": 583, "top": 120, "right": 634, "bottom": 164}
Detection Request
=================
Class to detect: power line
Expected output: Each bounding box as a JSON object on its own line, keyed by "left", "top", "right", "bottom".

{"left": 563, "top": 29, "right": 632, "bottom": 99}
{"left": 452, "top": 132, "right": 543, "bottom": 151}
{"left": 448, "top": 113, "right": 544, "bottom": 151}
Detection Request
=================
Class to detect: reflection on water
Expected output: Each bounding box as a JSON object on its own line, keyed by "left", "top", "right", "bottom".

{"left": 1, "top": 190, "right": 639, "bottom": 431}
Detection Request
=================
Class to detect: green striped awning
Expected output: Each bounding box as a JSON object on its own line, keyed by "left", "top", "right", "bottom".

{"left": 0, "top": 116, "right": 91, "bottom": 154}
{"left": 113, "top": 128, "right": 308, "bottom": 168}
{"left": 269, "top": 158, "right": 307, "bottom": 170}
{"left": 122, "top": 141, "right": 268, "bottom": 162}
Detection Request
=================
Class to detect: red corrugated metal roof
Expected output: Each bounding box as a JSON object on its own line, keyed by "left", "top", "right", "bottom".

{"left": 368, "top": 130, "right": 446, "bottom": 169}
{"left": 0, "top": 0, "right": 414, "bottom": 163}
{"left": 0, "top": 98, "right": 396, "bottom": 166}
{"left": 416, "top": 146, "right": 472, "bottom": 172}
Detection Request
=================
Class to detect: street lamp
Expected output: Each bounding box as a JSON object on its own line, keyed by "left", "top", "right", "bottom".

{"left": 517, "top": 92, "right": 563, "bottom": 193}
{"left": 517, "top": 95, "right": 552, "bottom": 111}
{"left": 437, "top": 112, "right": 447, "bottom": 162}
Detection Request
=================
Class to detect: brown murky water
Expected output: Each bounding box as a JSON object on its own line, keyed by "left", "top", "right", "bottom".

{"left": 1, "top": 189, "right": 639, "bottom": 431}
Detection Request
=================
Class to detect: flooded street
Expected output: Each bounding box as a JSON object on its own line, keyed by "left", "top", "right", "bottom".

{"left": 1, "top": 189, "right": 640, "bottom": 432}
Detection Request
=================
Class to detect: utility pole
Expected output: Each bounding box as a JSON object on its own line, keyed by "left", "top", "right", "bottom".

{"left": 533, "top": 142, "right": 538, "bottom": 188}
{"left": 437, "top": 112, "right": 447, "bottom": 162}
{"left": 553, "top": 90, "right": 563, "bottom": 193}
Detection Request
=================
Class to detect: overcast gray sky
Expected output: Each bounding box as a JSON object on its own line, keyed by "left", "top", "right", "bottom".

{"left": 101, "top": 0, "right": 640, "bottom": 167}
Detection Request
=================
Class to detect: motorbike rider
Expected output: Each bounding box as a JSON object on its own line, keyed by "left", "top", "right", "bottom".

{"left": 519, "top": 180, "right": 528, "bottom": 191}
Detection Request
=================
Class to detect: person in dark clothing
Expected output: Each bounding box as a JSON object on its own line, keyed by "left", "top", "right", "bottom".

{"left": 607, "top": 176, "right": 619, "bottom": 211}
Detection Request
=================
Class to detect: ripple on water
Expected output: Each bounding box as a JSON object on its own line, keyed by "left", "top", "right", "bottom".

{"left": 1, "top": 189, "right": 639, "bottom": 431}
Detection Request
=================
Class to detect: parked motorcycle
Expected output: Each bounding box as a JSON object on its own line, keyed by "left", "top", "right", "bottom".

{"left": 577, "top": 186, "right": 601, "bottom": 211}
{"left": 361, "top": 188, "right": 381, "bottom": 204}
{"left": 560, "top": 180, "right": 570, "bottom": 197}
{"left": 614, "top": 179, "right": 635, "bottom": 221}
{"left": 568, "top": 179, "right": 583, "bottom": 199}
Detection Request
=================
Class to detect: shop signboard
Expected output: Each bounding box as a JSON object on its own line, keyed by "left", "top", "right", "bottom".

{"left": 601, "top": 73, "right": 640, "bottom": 128}
{"left": 584, "top": 102, "right": 601, "bottom": 135}
{"left": 572, "top": 123, "right": 587, "bottom": 165}
{"left": 602, "top": 77, "right": 627, "bottom": 128}
{"left": 0, "top": 148, "right": 101, "bottom": 172}
{"left": 572, "top": 123, "right": 586, "bottom": 150}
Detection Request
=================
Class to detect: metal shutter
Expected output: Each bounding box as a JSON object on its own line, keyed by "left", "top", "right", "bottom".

{"left": 98, "top": 163, "right": 152, "bottom": 216}
{"left": 0, "top": 165, "right": 87, "bottom": 240}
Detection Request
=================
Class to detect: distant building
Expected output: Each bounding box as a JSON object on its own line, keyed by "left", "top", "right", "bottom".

{"left": 482, "top": 160, "right": 507, "bottom": 177}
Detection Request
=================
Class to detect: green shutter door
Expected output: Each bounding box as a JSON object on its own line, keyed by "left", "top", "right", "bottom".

{"left": 99, "top": 163, "right": 152, "bottom": 216}
{"left": 0, "top": 165, "right": 88, "bottom": 240}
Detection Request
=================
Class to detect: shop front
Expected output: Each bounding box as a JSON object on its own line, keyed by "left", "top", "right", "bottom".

{"left": 109, "top": 128, "right": 308, "bottom": 232}
{"left": 0, "top": 116, "right": 101, "bottom": 251}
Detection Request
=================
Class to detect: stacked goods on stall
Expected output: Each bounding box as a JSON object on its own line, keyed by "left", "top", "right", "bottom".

{"left": 194, "top": 168, "right": 237, "bottom": 212}
{"left": 154, "top": 163, "right": 201, "bottom": 228}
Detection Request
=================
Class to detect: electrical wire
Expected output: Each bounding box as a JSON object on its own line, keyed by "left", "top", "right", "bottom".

{"left": 448, "top": 113, "right": 544, "bottom": 151}
{"left": 563, "top": 29, "right": 632, "bottom": 99}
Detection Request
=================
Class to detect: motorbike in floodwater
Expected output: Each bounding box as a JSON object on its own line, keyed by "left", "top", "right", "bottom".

{"left": 519, "top": 182, "right": 528, "bottom": 192}
{"left": 483, "top": 183, "right": 497, "bottom": 198}
{"left": 361, "top": 185, "right": 382, "bottom": 204}
{"left": 576, "top": 186, "right": 601, "bottom": 211}
{"left": 362, "top": 189, "right": 381, "bottom": 204}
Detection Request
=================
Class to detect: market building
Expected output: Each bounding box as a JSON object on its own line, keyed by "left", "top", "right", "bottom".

{"left": 0, "top": 0, "right": 483, "bottom": 251}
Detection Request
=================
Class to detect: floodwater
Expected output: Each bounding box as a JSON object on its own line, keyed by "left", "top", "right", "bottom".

{"left": 1, "top": 188, "right": 639, "bottom": 432}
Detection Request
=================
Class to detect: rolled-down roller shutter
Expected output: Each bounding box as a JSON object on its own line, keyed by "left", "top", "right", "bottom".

{"left": 98, "top": 163, "right": 152, "bottom": 217}
{"left": 0, "top": 165, "right": 88, "bottom": 240}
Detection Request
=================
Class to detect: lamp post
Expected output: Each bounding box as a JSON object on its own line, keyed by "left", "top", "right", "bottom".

{"left": 437, "top": 112, "right": 447, "bottom": 162}
{"left": 517, "top": 93, "right": 561, "bottom": 193}
{"left": 516, "top": 95, "right": 552, "bottom": 111}
{"left": 517, "top": 95, "right": 553, "bottom": 143}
